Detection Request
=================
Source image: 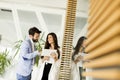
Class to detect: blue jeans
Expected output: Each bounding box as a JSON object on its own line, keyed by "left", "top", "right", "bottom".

{"left": 17, "top": 74, "right": 31, "bottom": 80}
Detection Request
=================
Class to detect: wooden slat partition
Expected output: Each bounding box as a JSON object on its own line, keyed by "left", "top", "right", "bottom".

{"left": 83, "top": 51, "right": 120, "bottom": 68}
{"left": 83, "top": 69, "right": 120, "bottom": 80}
{"left": 84, "top": 36, "right": 120, "bottom": 60}
{"left": 86, "top": 21, "right": 120, "bottom": 53}
{"left": 59, "top": 0, "right": 77, "bottom": 80}
{"left": 83, "top": 0, "right": 120, "bottom": 79}
{"left": 88, "top": 0, "right": 119, "bottom": 38}
{"left": 88, "top": 0, "right": 113, "bottom": 30}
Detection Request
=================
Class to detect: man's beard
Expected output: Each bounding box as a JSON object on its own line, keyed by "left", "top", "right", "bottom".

{"left": 32, "top": 39, "right": 38, "bottom": 42}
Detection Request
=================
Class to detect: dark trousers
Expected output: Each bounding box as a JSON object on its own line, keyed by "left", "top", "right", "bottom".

{"left": 79, "top": 67, "right": 85, "bottom": 80}
{"left": 41, "top": 62, "right": 52, "bottom": 80}
{"left": 79, "top": 67, "right": 82, "bottom": 80}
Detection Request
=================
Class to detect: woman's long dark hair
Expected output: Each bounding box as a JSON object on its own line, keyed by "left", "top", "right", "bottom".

{"left": 72, "top": 36, "right": 87, "bottom": 60}
{"left": 44, "top": 32, "right": 60, "bottom": 59}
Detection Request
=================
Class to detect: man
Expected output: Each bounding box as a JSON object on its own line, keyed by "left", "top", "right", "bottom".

{"left": 16, "top": 27, "right": 41, "bottom": 80}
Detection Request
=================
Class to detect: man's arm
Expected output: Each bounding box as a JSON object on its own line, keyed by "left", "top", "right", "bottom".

{"left": 20, "top": 41, "right": 40, "bottom": 60}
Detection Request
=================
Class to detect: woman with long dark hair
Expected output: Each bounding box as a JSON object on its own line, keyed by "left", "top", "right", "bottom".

{"left": 71, "top": 36, "right": 87, "bottom": 80}
{"left": 44, "top": 32, "right": 60, "bottom": 59}
{"left": 37, "top": 32, "right": 61, "bottom": 80}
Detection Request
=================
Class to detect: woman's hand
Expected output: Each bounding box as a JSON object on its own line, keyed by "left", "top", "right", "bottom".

{"left": 43, "top": 56, "right": 50, "bottom": 62}
{"left": 74, "top": 55, "right": 83, "bottom": 64}
{"left": 77, "top": 55, "right": 83, "bottom": 60}
{"left": 50, "top": 52, "right": 58, "bottom": 62}
{"left": 74, "top": 59, "right": 79, "bottom": 64}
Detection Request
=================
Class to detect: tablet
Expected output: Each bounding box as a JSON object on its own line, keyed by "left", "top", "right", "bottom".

{"left": 41, "top": 49, "right": 57, "bottom": 56}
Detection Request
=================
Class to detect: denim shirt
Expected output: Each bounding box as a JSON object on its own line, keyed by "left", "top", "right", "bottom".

{"left": 16, "top": 38, "right": 39, "bottom": 76}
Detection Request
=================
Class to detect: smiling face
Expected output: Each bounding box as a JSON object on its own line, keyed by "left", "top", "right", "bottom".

{"left": 48, "top": 35, "right": 54, "bottom": 44}
{"left": 32, "top": 33, "right": 40, "bottom": 42}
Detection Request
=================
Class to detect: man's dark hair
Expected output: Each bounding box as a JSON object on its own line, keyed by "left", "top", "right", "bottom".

{"left": 29, "top": 27, "right": 41, "bottom": 36}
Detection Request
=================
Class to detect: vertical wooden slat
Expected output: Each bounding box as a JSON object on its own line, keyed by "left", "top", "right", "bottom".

{"left": 59, "top": 0, "right": 77, "bottom": 80}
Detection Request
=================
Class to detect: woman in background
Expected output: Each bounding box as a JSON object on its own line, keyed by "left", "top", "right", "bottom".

{"left": 71, "top": 36, "right": 87, "bottom": 80}
{"left": 37, "top": 32, "right": 61, "bottom": 80}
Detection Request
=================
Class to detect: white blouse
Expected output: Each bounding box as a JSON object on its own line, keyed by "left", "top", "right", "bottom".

{"left": 74, "top": 52, "right": 85, "bottom": 67}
